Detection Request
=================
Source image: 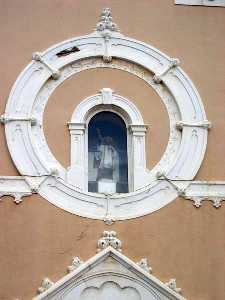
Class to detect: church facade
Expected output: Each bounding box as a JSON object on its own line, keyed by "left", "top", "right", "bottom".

{"left": 0, "top": 1, "right": 225, "bottom": 299}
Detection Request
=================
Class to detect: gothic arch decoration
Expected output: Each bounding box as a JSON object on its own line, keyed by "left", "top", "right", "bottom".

{"left": 33, "top": 231, "right": 186, "bottom": 300}
{"left": 0, "top": 8, "right": 225, "bottom": 220}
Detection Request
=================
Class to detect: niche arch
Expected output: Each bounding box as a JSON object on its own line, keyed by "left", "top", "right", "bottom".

{"left": 88, "top": 111, "right": 128, "bottom": 194}
{"left": 67, "top": 88, "right": 148, "bottom": 193}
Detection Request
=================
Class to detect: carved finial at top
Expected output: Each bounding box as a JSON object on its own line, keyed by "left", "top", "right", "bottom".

{"left": 96, "top": 8, "right": 119, "bottom": 35}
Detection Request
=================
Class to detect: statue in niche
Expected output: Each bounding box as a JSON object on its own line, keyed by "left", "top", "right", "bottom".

{"left": 94, "top": 128, "right": 119, "bottom": 193}
{"left": 88, "top": 111, "right": 128, "bottom": 194}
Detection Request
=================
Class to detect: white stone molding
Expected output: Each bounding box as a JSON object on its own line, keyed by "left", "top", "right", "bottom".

{"left": 153, "top": 58, "right": 180, "bottom": 84}
{"left": 33, "top": 236, "right": 186, "bottom": 300}
{"left": 156, "top": 171, "right": 186, "bottom": 196}
{"left": 37, "top": 278, "right": 54, "bottom": 294}
{"left": 67, "top": 88, "right": 148, "bottom": 192}
{"left": 1, "top": 176, "right": 223, "bottom": 211}
{"left": 95, "top": 8, "right": 121, "bottom": 63}
{"left": 175, "top": 0, "right": 225, "bottom": 6}
{"left": 176, "top": 120, "right": 211, "bottom": 130}
{"left": 103, "top": 213, "right": 116, "bottom": 225}
{"left": 156, "top": 175, "right": 225, "bottom": 208}
{"left": 0, "top": 176, "right": 33, "bottom": 204}
{"left": 97, "top": 231, "right": 122, "bottom": 252}
{"left": 165, "top": 279, "right": 182, "bottom": 295}
{"left": 102, "top": 193, "right": 116, "bottom": 225}
{"left": 2, "top": 7, "right": 224, "bottom": 219}
{"left": 32, "top": 52, "right": 60, "bottom": 80}
{"left": 0, "top": 114, "right": 37, "bottom": 126}
{"left": 80, "top": 282, "right": 142, "bottom": 299}
{"left": 67, "top": 256, "right": 83, "bottom": 273}
{"left": 136, "top": 258, "right": 152, "bottom": 274}
{"left": 181, "top": 181, "right": 225, "bottom": 208}
{"left": 70, "top": 88, "right": 144, "bottom": 125}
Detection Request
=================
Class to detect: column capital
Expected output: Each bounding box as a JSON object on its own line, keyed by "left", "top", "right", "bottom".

{"left": 129, "top": 124, "right": 148, "bottom": 136}
{"left": 67, "top": 122, "right": 86, "bottom": 134}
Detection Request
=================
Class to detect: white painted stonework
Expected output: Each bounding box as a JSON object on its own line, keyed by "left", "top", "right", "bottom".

{"left": 1, "top": 8, "right": 225, "bottom": 220}
{"left": 0, "top": 176, "right": 33, "bottom": 204}
{"left": 175, "top": 0, "right": 225, "bottom": 6}
{"left": 67, "top": 88, "right": 148, "bottom": 192}
{"left": 33, "top": 231, "right": 185, "bottom": 300}
{"left": 97, "top": 231, "right": 122, "bottom": 252}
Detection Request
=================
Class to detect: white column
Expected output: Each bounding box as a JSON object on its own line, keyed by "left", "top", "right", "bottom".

{"left": 129, "top": 124, "right": 149, "bottom": 191}
{"left": 67, "top": 123, "right": 86, "bottom": 190}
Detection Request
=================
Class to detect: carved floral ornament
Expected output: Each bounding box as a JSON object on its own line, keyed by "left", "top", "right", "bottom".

{"left": 0, "top": 8, "right": 225, "bottom": 221}
{"left": 34, "top": 231, "right": 185, "bottom": 300}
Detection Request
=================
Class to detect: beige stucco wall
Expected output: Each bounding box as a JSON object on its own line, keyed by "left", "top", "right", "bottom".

{"left": 0, "top": 1, "right": 224, "bottom": 299}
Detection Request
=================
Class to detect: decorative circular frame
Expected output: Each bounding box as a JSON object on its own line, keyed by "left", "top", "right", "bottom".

{"left": 3, "top": 28, "right": 209, "bottom": 220}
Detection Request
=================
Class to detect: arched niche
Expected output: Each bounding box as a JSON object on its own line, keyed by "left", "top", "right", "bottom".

{"left": 88, "top": 111, "right": 128, "bottom": 194}
{"left": 67, "top": 88, "right": 148, "bottom": 193}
